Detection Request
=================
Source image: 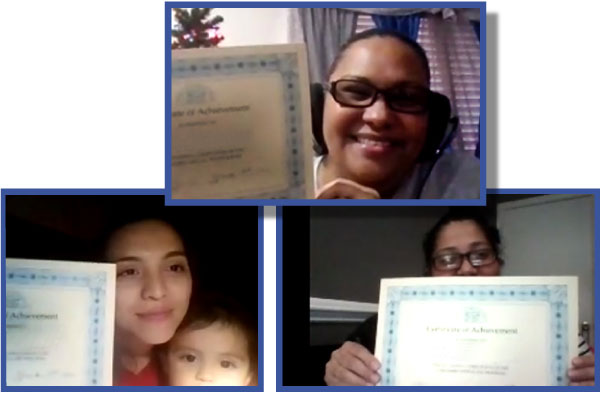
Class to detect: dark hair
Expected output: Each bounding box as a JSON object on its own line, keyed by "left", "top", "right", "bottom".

{"left": 327, "top": 28, "right": 431, "bottom": 83}
{"left": 98, "top": 217, "right": 185, "bottom": 262}
{"left": 422, "top": 209, "right": 503, "bottom": 272}
{"left": 168, "top": 293, "right": 258, "bottom": 385}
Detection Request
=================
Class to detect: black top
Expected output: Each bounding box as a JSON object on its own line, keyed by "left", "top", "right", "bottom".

{"left": 347, "top": 314, "right": 378, "bottom": 353}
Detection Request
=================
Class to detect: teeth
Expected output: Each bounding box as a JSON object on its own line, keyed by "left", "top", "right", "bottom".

{"left": 357, "top": 137, "right": 392, "bottom": 147}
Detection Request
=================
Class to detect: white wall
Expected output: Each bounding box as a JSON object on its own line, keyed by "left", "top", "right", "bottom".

{"left": 172, "top": 8, "right": 292, "bottom": 47}
{"left": 215, "top": 8, "right": 291, "bottom": 47}
{"left": 498, "top": 194, "right": 595, "bottom": 345}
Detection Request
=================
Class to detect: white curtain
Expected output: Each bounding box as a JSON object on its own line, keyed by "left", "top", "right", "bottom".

{"left": 292, "top": 9, "right": 358, "bottom": 84}
{"left": 287, "top": 8, "right": 305, "bottom": 43}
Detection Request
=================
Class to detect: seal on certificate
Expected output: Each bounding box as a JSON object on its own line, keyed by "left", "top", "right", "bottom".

{"left": 464, "top": 306, "right": 488, "bottom": 324}
{"left": 174, "top": 83, "right": 216, "bottom": 106}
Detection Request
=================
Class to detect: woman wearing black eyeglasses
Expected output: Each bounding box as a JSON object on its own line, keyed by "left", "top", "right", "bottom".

{"left": 324, "top": 211, "right": 595, "bottom": 385}
{"left": 315, "top": 29, "right": 479, "bottom": 199}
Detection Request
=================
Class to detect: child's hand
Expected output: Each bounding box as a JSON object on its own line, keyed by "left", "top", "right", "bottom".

{"left": 316, "top": 178, "right": 380, "bottom": 200}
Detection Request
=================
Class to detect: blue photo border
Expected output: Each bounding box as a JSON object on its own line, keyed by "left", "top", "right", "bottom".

{"left": 276, "top": 188, "right": 600, "bottom": 391}
{"left": 1, "top": 188, "right": 264, "bottom": 392}
{"left": 164, "top": 2, "right": 487, "bottom": 206}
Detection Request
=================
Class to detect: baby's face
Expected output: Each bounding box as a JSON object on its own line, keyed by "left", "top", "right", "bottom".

{"left": 167, "top": 322, "right": 252, "bottom": 386}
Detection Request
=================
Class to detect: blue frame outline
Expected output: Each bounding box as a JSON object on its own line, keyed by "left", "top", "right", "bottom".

{"left": 164, "top": 2, "right": 487, "bottom": 206}
{"left": 277, "top": 188, "right": 600, "bottom": 391}
{"left": 1, "top": 188, "right": 264, "bottom": 392}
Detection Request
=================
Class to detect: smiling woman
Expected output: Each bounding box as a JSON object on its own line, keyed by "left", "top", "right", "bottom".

{"left": 314, "top": 29, "right": 480, "bottom": 199}
{"left": 105, "top": 219, "right": 193, "bottom": 385}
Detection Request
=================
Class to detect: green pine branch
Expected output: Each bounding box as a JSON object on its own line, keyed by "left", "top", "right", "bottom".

{"left": 172, "top": 8, "right": 224, "bottom": 49}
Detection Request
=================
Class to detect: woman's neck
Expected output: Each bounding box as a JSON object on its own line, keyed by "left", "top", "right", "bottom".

{"left": 115, "top": 331, "right": 153, "bottom": 375}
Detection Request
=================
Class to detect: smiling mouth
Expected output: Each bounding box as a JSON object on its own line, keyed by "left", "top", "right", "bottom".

{"left": 351, "top": 134, "right": 403, "bottom": 150}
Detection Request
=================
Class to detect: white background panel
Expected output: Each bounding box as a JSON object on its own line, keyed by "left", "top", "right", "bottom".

{"left": 1, "top": 0, "right": 599, "bottom": 398}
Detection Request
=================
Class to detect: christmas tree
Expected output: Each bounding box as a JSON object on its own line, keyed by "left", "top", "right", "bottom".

{"left": 172, "top": 8, "right": 225, "bottom": 49}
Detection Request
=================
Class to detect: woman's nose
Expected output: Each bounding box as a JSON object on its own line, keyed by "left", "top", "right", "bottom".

{"left": 141, "top": 272, "right": 166, "bottom": 300}
{"left": 456, "top": 257, "right": 477, "bottom": 276}
{"left": 362, "top": 95, "right": 393, "bottom": 128}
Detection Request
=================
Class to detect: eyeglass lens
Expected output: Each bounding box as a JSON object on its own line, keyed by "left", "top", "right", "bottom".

{"left": 331, "top": 79, "right": 429, "bottom": 113}
{"left": 435, "top": 249, "right": 495, "bottom": 269}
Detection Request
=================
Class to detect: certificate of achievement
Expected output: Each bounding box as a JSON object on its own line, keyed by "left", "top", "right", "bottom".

{"left": 375, "top": 277, "right": 578, "bottom": 386}
{"left": 5, "top": 259, "right": 116, "bottom": 386}
{"left": 171, "top": 43, "right": 314, "bottom": 199}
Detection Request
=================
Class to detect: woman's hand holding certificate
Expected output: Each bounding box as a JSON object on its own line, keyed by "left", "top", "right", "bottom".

{"left": 324, "top": 341, "right": 380, "bottom": 386}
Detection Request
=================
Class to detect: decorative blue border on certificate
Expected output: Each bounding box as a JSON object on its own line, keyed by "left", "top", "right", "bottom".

{"left": 164, "top": 1, "right": 487, "bottom": 205}
{"left": 1, "top": 188, "right": 264, "bottom": 392}
{"left": 277, "top": 188, "right": 600, "bottom": 392}
{"left": 172, "top": 52, "right": 307, "bottom": 199}
{"left": 6, "top": 266, "right": 108, "bottom": 386}
{"left": 380, "top": 284, "right": 568, "bottom": 386}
